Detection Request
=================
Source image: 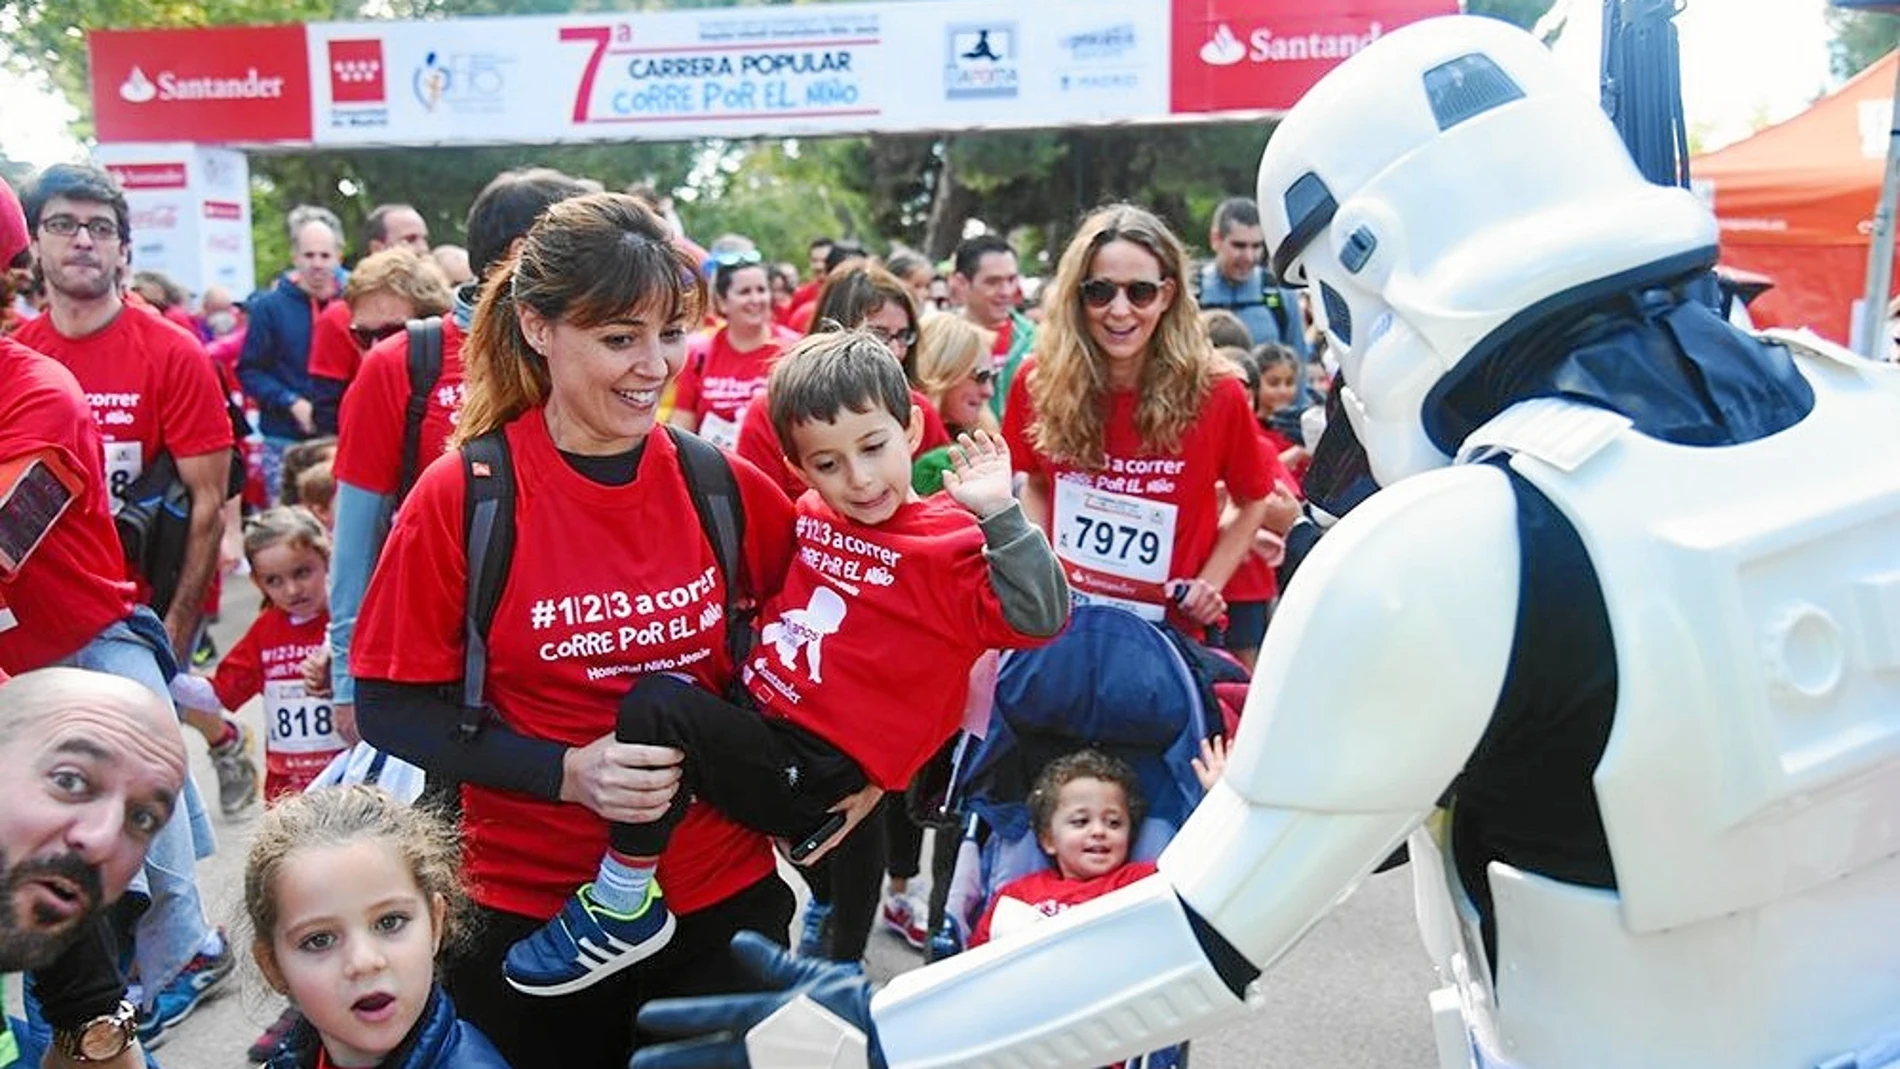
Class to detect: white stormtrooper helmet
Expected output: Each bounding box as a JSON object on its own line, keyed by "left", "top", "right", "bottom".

{"left": 1257, "top": 15, "right": 1718, "bottom": 487}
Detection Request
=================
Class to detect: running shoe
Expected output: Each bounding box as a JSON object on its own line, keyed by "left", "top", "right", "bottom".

{"left": 879, "top": 891, "right": 929, "bottom": 950}
{"left": 209, "top": 719, "right": 259, "bottom": 818}
{"left": 503, "top": 881, "right": 675, "bottom": 997}
{"left": 797, "top": 900, "right": 833, "bottom": 959}
{"left": 136, "top": 930, "right": 236, "bottom": 1049}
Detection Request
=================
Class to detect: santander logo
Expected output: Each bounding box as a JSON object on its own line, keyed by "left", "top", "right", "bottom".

{"left": 1199, "top": 26, "right": 1245, "bottom": 67}
{"left": 116, "top": 63, "right": 287, "bottom": 105}
{"left": 119, "top": 67, "right": 158, "bottom": 103}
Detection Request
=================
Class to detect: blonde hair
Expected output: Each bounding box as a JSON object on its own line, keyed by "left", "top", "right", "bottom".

{"left": 245, "top": 786, "right": 471, "bottom": 966}
{"left": 455, "top": 193, "right": 704, "bottom": 445}
{"left": 343, "top": 248, "right": 452, "bottom": 320}
{"left": 242, "top": 505, "right": 331, "bottom": 570}
{"left": 1029, "top": 204, "right": 1222, "bottom": 471}
{"left": 912, "top": 315, "right": 999, "bottom": 435}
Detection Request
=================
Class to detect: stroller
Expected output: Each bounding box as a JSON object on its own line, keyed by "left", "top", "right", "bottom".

{"left": 925, "top": 605, "right": 1242, "bottom": 1068}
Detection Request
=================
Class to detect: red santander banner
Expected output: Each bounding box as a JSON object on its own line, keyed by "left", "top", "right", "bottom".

{"left": 90, "top": 25, "right": 313, "bottom": 144}
{"left": 1170, "top": 0, "right": 1455, "bottom": 114}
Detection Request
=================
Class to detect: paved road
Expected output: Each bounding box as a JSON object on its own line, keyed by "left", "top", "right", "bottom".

{"left": 139, "top": 601, "right": 1442, "bottom": 1068}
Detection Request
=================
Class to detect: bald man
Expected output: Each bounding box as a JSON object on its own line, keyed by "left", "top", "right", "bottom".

{"left": 0, "top": 666, "right": 188, "bottom": 1068}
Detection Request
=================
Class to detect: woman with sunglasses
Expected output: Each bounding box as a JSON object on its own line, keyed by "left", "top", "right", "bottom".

{"left": 733, "top": 263, "right": 952, "bottom": 501}
{"left": 306, "top": 248, "right": 452, "bottom": 435}
{"left": 910, "top": 314, "right": 999, "bottom": 495}
{"left": 1003, "top": 203, "right": 1275, "bottom": 640}
{"left": 669, "top": 250, "right": 797, "bottom": 449}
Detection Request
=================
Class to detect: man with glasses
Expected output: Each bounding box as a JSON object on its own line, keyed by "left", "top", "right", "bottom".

{"left": 951, "top": 233, "right": 1035, "bottom": 420}
{"left": 306, "top": 203, "right": 432, "bottom": 434}
{"left": 8, "top": 164, "right": 241, "bottom": 1052}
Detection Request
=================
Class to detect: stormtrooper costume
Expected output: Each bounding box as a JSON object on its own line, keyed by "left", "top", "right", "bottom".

{"left": 631, "top": 17, "right": 1900, "bottom": 1069}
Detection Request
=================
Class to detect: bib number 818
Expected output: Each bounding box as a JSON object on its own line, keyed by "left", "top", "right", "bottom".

{"left": 275, "top": 703, "right": 334, "bottom": 741}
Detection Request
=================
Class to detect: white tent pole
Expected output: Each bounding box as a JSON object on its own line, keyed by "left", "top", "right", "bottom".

{"left": 1856, "top": 54, "right": 1900, "bottom": 359}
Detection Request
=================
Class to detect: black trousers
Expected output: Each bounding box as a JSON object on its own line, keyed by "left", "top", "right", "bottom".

{"left": 445, "top": 875, "right": 794, "bottom": 1069}
{"left": 613, "top": 673, "right": 866, "bottom": 855}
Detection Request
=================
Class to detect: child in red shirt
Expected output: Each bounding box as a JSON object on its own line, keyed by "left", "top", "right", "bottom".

{"left": 502, "top": 329, "right": 1070, "bottom": 997}
{"left": 970, "top": 741, "right": 1227, "bottom": 948}
{"left": 171, "top": 506, "right": 343, "bottom": 804}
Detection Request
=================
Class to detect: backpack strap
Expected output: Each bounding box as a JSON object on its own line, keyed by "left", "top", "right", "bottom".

{"left": 459, "top": 428, "right": 516, "bottom": 740}
{"left": 666, "top": 426, "right": 754, "bottom": 678}
{"left": 399, "top": 318, "right": 446, "bottom": 504}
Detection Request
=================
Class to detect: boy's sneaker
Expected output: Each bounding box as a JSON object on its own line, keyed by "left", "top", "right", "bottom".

{"left": 503, "top": 881, "right": 675, "bottom": 997}
{"left": 247, "top": 1005, "right": 304, "bottom": 1062}
{"left": 136, "top": 930, "right": 236, "bottom": 1049}
{"left": 209, "top": 720, "right": 258, "bottom": 818}
{"left": 879, "top": 891, "right": 929, "bottom": 950}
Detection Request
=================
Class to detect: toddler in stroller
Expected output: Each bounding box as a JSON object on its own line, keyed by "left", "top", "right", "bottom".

{"left": 929, "top": 604, "right": 1239, "bottom": 1068}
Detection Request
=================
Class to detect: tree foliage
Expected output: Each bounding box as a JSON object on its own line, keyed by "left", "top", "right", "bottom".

{"left": 1825, "top": 8, "right": 1899, "bottom": 80}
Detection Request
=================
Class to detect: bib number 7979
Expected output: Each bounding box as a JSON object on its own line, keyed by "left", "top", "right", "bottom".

{"left": 1069, "top": 514, "right": 1162, "bottom": 569}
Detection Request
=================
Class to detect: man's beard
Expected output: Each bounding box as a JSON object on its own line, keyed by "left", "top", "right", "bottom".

{"left": 44, "top": 261, "right": 116, "bottom": 302}
{"left": 0, "top": 846, "right": 105, "bottom": 971}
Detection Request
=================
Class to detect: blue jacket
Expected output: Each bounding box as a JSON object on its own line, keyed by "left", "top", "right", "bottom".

{"left": 1196, "top": 263, "right": 1310, "bottom": 358}
{"left": 238, "top": 273, "right": 328, "bottom": 440}
{"left": 263, "top": 987, "right": 511, "bottom": 1069}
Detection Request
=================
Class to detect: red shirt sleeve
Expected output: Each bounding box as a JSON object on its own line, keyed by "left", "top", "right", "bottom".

{"left": 735, "top": 393, "right": 806, "bottom": 501}
{"left": 911, "top": 390, "right": 950, "bottom": 453}
{"left": 673, "top": 338, "right": 709, "bottom": 418}
{"left": 332, "top": 334, "right": 411, "bottom": 495}
{"left": 350, "top": 449, "right": 469, "bottom": 683}
{"left": 210, "top": 619, "right": 266, "bottom": 711}
{"left": 307, "top": 300, "right": 360, "bottom": 383}
{"left": 1211, "top": 378, "right": 1272, "bottom": 503}
{"left": 155, "top": 326, "right": 235, "bottom": 459}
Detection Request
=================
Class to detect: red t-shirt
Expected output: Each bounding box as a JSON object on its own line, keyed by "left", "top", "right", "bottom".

{"left": 670, "top": 327, "right": 797, "bottom": 449}
{"left": 746, "top": 493, "right": 1046, "bottom": 790}
{"left": 735, "top": 388, "right": 954, "bottom": 501}
{"left": 14, "top": 305, "right": 234, "bottom": 507}
{"left": 351, "top": 412, "right": 797, "bottom": 918}
{"left": 0, "top": 339, "right": 138, "bottom": 673}
{"left": 306, "top": 298, "right": 360, "bottom": 385}
{"left": 1003, "top": 364, "right": 1271, "bottom": 625}
{"left": 970, "top": 861, "right": 1157, "bottom": 947}
{"left": 333, "top": 321, "right": 465, "bottom": 496}
{"left": 788, "top": 300, "right": 818, "bottom": 335}
{"left": 210, "top": 606, "right": 341, "bottom": 800}
{"left": 1224, "top": 424, "right": 1298, "bottom": 604}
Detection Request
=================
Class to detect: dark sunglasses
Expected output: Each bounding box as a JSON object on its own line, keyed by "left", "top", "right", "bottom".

{"left": 350, "top": 322, "right": 405, "bottom": 350}
{"left": 970, "top": 366, "right": 996, "bottom": 386}
{"left": 1080, "top": 277, "right": 1166, "bottom": 309}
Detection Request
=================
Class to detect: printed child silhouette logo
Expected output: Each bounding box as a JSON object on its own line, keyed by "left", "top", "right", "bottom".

{"left": 761, "top": 586, "right": 847, "bottom": 682}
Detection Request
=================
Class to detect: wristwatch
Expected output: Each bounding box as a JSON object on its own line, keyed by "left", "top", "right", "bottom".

{"left": 53, "top": 1000, "right": 137, "bottom": 1062}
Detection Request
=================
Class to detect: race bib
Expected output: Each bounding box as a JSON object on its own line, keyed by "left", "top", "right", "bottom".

{"left": 263, "top": 679, "right": 342, "bottom": 754}
{"left": 102, "top": 441, "right": 142, "bottom": 508}
{"left": 1052, "top": 479, "right": 1177, "bottom": 621}
{"left": 699, "top": 409, "right": 741, "bottom": 451}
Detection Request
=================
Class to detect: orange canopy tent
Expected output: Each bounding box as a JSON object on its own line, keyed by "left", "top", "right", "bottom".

{"left": 1692, "top": 50, "right": 1898, "bottom": 344}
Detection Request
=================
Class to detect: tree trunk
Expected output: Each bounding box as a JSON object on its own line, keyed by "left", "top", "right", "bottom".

{"left": 923, "top": 138, "right": 971, "bottom": 263}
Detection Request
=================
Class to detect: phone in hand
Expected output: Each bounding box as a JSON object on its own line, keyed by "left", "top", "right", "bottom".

{"left": 790, "top": 811, "right": 847, "bottom": 862}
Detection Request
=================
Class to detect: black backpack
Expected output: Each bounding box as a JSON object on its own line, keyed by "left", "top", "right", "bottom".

{"left": 398, "top": 318, "right": 446, "bottom": 505}
{"left": 453, "top": 424, "right": 753, "bottom": 740}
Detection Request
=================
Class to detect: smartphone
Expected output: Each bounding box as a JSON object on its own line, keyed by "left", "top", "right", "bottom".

{"left": 790, "top": 811, "right": 847, "bottom": 862}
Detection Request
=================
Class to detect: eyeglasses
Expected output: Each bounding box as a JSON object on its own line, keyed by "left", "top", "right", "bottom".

{"left": 711, "top": 249, "right": 763, "bottom": 268}
{"left": 865, "top": 325, "right": 917, "bottom": 350}
{"left": 40, "top": 215, "right": 121, "bottom": 242}
{"left": 970, "top": 366, "right": 996, "bottom": 386}
{"left": 1080, "top": 278, "right": 1165, "bottom": 309}
{"left": 350, "top": 322, "right": 405, "bottom": 350}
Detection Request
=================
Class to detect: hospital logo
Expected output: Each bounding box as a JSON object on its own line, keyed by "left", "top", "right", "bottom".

{"left": 945, "top": 23, "right": 1018, "bottom": 101}
{"left": 413, "top": 50, "right": 511, "bottom": 114}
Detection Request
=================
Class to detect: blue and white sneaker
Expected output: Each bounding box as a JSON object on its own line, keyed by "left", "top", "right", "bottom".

{"left": 503, "top": 880, "right": 675, "bottom": 996}
{"left": 136, "top": 928, "right": 236, "bottom": 1049}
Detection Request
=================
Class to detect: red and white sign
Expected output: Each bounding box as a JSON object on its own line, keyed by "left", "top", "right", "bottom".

{"left": 1169, "top": 0, "right": 1454, "bottom": 114}
{"left": 94, "top": 144, "right": 255, "bottom": 302}
{"left": 89, "top": 25, "right": 313, "bottom": 143}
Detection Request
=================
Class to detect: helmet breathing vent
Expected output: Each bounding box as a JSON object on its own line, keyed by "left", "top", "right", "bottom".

{"left": 1423, "top": 53, "right": 1525, "bottom": 131}
{"left": 1320, "top": 282, "right": 1352, "bottom": 347}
